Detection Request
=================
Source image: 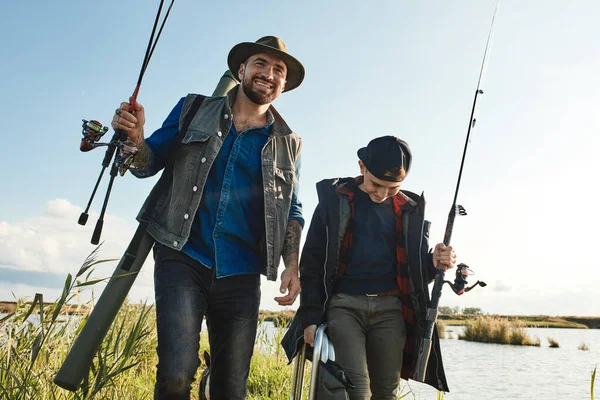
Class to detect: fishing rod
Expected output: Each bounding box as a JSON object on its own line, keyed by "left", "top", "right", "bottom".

{"left": 55, "top": 70, "right": 237, "bottom": 393}
{"left": 78, "top": 0, "right": 174, "bottom": 246}
{"left": 413, "top": 0, "right": 499, "bottom": 382}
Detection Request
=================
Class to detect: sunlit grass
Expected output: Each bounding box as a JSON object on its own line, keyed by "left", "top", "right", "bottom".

{"left": 459, "top": 315, "right": 541, "bottom": 346}
{"left": 437, "top": 320, "right": 446, "bottom": 339}
{"left": 0, "top": 248, "right": 329, "bottom": 399}
{"left": 2, "top": 248, "right": 595, "bottom": 399}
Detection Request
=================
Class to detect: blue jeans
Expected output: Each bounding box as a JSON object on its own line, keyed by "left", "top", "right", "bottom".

{"left": 153, "top": 245, "right": 261, "bottom": 400}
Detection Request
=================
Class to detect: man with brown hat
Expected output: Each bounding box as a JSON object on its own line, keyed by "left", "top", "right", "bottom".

{"left": 112, "top": 36, "right": 305, "bottom": 399}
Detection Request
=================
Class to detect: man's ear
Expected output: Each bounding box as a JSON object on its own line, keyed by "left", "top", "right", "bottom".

{"left": 238, "top": 63, "right": 245, "bottom": 81}
{"left": 358, "top": 160, "right": 366, "bottom": 175}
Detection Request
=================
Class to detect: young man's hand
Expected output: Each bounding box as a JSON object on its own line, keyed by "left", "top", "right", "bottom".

{"left": 304, "top": 324, "right": 317, "bottom": 347}
{"left": 433, "top": 243, "right": 457, "bottom": 270}
{"left": 274, "top": 267, "right": 301, "bottom": 306}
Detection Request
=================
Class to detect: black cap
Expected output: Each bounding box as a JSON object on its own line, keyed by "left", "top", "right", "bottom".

{"left": 357, "top": 136, "right": 412, "bottom": 182}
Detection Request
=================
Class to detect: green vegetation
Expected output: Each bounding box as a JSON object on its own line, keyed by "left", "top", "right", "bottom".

{"left": 459, "top": 316, "right": 541, "bottom": 346}
{"left": 0, "top": 250, "right": 596, "bottom": 399}
{"left": 592, "top": 367, "right": 596, "bottom": 400}
{"left": 0, "top": 249, "right": 417, "bottom": 400}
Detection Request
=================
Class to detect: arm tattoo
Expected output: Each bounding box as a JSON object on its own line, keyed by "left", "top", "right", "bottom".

{"left": 133, "top": 140, "right": 153, "bottom": 170}
{"left": 282, "top": 219, "right": 303, "bottom": 269}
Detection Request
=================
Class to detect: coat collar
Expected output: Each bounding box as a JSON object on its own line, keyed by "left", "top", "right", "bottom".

{"left": 336, "top": 176, "right": 417, "bottom": 210}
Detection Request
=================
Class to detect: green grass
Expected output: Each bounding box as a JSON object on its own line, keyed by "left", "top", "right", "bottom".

{"left": 592, "top": 367, "right": 596, "bottom": 400}
{"left": 1, "top": 248, "right": 595, "bottom": 399}
{"left": 0, "top": 248, "right": 412, "bottom": 399}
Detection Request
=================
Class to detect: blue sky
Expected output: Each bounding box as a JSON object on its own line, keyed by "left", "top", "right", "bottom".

{"left": 1, "top": 1, "right": 598, "bottom": 315}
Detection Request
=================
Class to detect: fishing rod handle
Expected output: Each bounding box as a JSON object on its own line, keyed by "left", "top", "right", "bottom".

{"left": 443, "top": 206, "right": 456, "bottom": 246}
{"left": 413, "top": 337, "right": 432, "bottom": 381}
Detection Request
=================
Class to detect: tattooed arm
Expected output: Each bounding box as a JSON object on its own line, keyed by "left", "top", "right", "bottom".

{"left": 128, "top": 98, "right": 190, "bottom": 178}
{"left": 275, "top": 219, "right": 303, "bottom": 306}
{"left": 133, "top": 140, "right": 153, "bottom": 171}
{"left": 282, "top": 219, "right": 303, "bottom": 270}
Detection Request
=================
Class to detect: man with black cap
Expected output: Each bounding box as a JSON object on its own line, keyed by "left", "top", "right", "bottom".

{"left": 282, "top": 136, "right": 456, "bottom": 398}
{"left": 111, "top": 36, "right": 305, "bottom": 399}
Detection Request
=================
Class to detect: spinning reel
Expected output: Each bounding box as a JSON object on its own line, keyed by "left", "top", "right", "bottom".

{"left": 80, "top": 119, "right": 139, "bottom": 176}
{"left": 443, "top": 263, "right": 486, "bottom": 296}
{"left": 78, "top": 117, "right": 141, "bottom": 245}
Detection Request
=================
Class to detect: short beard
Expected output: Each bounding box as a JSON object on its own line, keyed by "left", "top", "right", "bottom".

{"left": 241, "top": 72, "right": 279, "bottom": 105}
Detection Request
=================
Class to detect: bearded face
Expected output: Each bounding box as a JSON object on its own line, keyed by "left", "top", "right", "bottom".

{"left": 239, "top": 53, "right": 287, "bottom": 105}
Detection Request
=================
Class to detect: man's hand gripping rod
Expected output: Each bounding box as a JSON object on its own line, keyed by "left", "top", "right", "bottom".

{"left": 77, "top": 0, "right": 174, "bottom": 245}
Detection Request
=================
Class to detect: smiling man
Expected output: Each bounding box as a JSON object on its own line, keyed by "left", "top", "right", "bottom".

{"left": 111, "top": 36, "right": 305, "bottom": 400}
{"left": 283, "top": 136, "right": 457, "bottom": 398}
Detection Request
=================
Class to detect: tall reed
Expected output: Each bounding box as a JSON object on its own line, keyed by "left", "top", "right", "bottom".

{"left": 459, "top": 315, "right": 540, "bottom": 346}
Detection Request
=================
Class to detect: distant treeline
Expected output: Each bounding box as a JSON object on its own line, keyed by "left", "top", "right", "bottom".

{"left": 436, "top": 306, "right": 600, "bottom": 329}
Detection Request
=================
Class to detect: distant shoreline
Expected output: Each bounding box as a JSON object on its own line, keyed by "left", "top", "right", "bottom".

{"left": 1, "top": 301, "right": 598, "bottom": 329}
{"left": 437, "top": 314, "right": 600, "bottom": 329}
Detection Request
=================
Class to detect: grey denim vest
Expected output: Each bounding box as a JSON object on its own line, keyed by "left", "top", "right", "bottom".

{"left": 137, "top": 88, "right": 301, "bottom": 281}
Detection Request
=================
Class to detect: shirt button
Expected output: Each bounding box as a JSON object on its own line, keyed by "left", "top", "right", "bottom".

{"left": 193, "top": 186, "right": 198, "bottom": 192}
{"left": 217, "top": 131, "right": 222, "bottom": 137}
{"left": 184, "top": 214, "right": 189, "bottom": 220}
{"left": 224, "top": 114, "right": 229, "bottom": 119}
{"left": 173, "top": 241, "right": 179, "bottom": 247}
{"left": 201, "top": 157, "right": 206, "bottom": 163}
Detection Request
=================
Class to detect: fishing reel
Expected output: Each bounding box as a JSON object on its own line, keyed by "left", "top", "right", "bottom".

{"left": 443, "top": 263, "right": 486, "bottom": 296}
{"left": 80, "top": 119, "right": 139, "bottom": 175}
{"left": 80, "top": 119, "right": 109, "bottom": 151}
{"left": 78, "top": 118, "right": 141, "bottom": 245}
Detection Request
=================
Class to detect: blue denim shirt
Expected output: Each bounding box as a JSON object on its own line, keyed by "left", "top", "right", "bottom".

{"left": 144, "top": 97, "right": 304, "bottom": 277}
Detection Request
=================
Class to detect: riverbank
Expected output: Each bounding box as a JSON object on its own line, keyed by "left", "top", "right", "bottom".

{"left": 1, "top": 301, "right": 598, "bottom": 329}
{"left": 438, "top": 314, "right": 599, "bottom": 329}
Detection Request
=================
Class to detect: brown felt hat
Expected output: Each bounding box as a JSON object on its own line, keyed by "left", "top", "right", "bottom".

{"left": 227, "top": 36, "right": 305, "bottom": 92}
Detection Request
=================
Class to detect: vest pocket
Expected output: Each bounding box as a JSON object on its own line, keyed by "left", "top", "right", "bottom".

{"left": 274, "top": 166, "right": 295, "bottom": 184}
{"left": 179, "top": 131, "right": 213, "bottom": 173}
{"left": 181, "top": 129, "right": 213, "bottom": 144}
{"left": 274, "top": 167, "right": 295, "bottom": 209}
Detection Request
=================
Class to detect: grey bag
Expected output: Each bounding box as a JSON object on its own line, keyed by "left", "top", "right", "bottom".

{"left": 314, "top": 358, "right": 354, "bottom": 400}
{"left": 290, "top": 324, "right": 353, "bottom": 400}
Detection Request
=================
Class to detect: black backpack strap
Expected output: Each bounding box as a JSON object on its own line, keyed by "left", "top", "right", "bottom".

{"left": 141, "top": 94, "right": 206, "bottom": 220}
{"left": 122, "top": 95, "right": 206, "bottom": 270}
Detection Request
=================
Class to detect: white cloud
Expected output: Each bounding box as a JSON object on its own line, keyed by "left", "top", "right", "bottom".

{"left": 0, "top": 199, "right": 155, "bottom": 306}
{"left": 0, "top": 199, "right": 299, "bottom": 312}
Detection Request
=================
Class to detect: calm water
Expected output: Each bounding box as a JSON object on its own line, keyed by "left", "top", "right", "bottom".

{"left": 263, "top": 324, "right": 599, "bottom": 400}
{"left": 380, "top": 326, "right": 598, "bottom": 400}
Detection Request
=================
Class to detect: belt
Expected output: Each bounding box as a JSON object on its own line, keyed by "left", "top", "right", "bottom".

{"left": 365, "top": 288, "right": 401, "bottom": 297}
